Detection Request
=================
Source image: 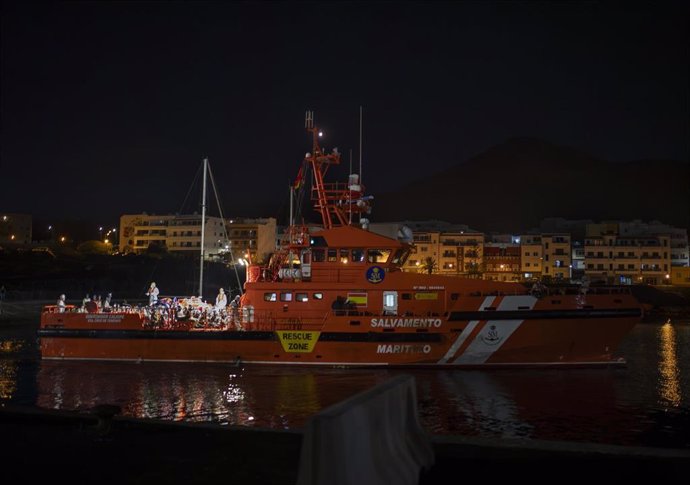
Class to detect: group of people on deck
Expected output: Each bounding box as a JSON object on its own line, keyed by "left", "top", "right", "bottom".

{"left": 146, "top": 282, "right": 238, "bottom": 310}
{"left": 56, "top": 282, "right": 240, "bottom": 320}
{"left": 55, "top": 292, "right": 113, "bottom": 313}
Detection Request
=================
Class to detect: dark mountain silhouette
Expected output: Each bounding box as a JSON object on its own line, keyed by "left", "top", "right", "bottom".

{"left": 374, "top": 137, "right": 690, "bottom": 233}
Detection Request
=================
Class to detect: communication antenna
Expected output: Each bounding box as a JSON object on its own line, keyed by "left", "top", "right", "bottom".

{"left": 305, "top": 110, "right": 314, "bottom": 129}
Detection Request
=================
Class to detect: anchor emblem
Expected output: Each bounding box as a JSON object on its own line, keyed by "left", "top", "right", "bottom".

{"left": 481, "top": 324, "right": 502, "bottom": 345}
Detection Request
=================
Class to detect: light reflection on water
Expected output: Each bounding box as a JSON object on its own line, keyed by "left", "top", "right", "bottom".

{"left": 1, "top": 319, "right": 689, "bottom": 448}
{"left": 0, "top": 360, "right": 18, "bottom": 399}
{"left": 658, "top": 321, "right": 681, "bottom": 408}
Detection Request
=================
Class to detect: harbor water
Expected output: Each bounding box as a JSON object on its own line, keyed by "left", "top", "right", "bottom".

{"left": 1, "top": 316, "right": 688, "bottom": 449}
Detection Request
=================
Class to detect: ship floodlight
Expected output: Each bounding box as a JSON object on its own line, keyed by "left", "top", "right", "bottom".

{"left": 318, "top": 131, "right": 323, "bottom": 137}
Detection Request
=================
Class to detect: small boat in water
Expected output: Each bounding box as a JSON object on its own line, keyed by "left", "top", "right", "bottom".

{"left": 38, "top": 113, "right": 642, "bottom": 367}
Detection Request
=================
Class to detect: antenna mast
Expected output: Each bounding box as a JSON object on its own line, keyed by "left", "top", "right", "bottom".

{"left": 301, "top": 110, "right": 371, "bottom": 229}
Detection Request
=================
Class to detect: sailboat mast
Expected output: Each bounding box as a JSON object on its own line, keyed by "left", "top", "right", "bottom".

{"left": 359, "top": 106, "right": 363, "bottom": 224}
{"left": 359, "top": 105, "right": 363, "bottom": 185}
{"left": 289, "top": 185, "right": 294, "bottom": 226}
{"left": 199, "top": 157, "right": 208, "bottom": 297}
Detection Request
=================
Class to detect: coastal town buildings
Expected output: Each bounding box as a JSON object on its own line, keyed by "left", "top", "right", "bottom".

{"left": 402, "top": 227, "right": 486, "bottom": 277}
{"left": 671, "top": 267, "right": 690, "bottom": 287}
{"left": 397, "top": 220, "right": 687, "bottom": 286}
{"left": 515, "top": 233, "right": 572, "bottom": 281}
{"left": 225, "top": 217, "right": 277, "bottom": 264}
{"left": 6, "top": 211, "right": 687, "bottom": 287}
{"left": 119, "top": 213, "right": 276, "bottom": 262}
{"left": 483, "top": 242, "right": 521, "bottom": 281}
{"left": 619, "top": 220, "right": 689, "bottom": 267}
{"left": 584, "top": 223, "right": 672, "bottom": 285}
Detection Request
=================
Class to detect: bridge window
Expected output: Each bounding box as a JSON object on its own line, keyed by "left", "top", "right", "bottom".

{"left": 280, "top": 292, "right": 293, "bottom": 302}
{"left": 264, "top": 292, "right": 277, "bottom": 302}
{"left": 296, "top": 293, "right": 308, "bottom": 302}
{"left": 313, "top": 249, "right": 325, "bottom": 262}
{"left": 352, "top": 249, "right": 365, "bottom": 263}
{"left": 313, "top": 292, "right": 323, "bottom": 300}
{"left": 327, "top": 249, "right": 337, "bottom": 262}
{"left": 340, "top": 249, "right": 349, "bottom": 263}
{"left": 310, "top": 236, "right": 327, "bottom": 247}
{"left": 367, "top": 249, "right": 391, "bottom": 263}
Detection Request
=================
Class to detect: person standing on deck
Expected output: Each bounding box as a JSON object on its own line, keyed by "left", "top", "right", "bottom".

{"left": 230, "top": 295, "right": 241, "bottom": 330}
{"left": 146, "top": 282, "right": 159, "bottom": 306}
{"left": 215, "top": 288, "right": 227, "bottom": 310}
{"left": 57, "top": 294, "right": 66, "bottom": 313}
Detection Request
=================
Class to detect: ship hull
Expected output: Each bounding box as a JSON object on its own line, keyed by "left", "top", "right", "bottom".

{"left": 39, "top": 311, "right": 639, "bottom": 367}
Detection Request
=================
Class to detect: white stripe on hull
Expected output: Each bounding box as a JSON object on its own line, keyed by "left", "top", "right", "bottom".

{"left": 438, "top": 296, "right": 500, "bottom": 364}
{"left": 438, "top": 320, "right": 479, "bottom": 364}
{"left": 453, "top": 295, "right": 538, "bottom": 364}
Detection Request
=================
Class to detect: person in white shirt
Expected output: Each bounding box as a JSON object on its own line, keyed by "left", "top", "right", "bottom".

{"left": 146, "top": 282, "right": 160, "bottom": 305}
{"left": 57, "top": 294, "right": 66, "bottom": 313}
{"left": 215, "top": 288, "right": 227, "bottom": 310}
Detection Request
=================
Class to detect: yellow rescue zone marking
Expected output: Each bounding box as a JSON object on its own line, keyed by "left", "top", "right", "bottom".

{"left": 277, "top": 331, "right": 321, "bottom": 353}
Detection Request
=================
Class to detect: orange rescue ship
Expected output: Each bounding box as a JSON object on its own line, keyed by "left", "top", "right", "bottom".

{"left": 39, "top": 113, "right": 642, "bottom": 367}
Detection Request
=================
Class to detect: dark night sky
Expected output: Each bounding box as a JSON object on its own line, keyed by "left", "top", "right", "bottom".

{"left": 1, "top": 1, "right": 688, "bottom": 230}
